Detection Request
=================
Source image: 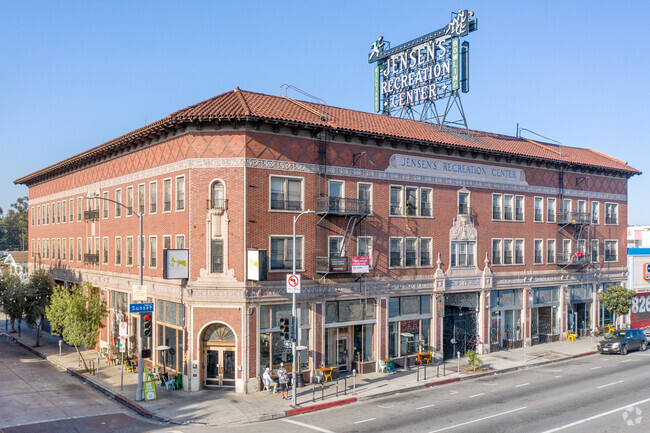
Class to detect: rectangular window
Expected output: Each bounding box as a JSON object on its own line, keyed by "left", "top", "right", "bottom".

{"left": 357, "top": 236, "right": 373, "bottom": 266}
{"left": 69, "top": 238, "right": 73, "bottom": 261}
{"left": 57, "top": 202, "right": 61, "bottom": 223}
{"left": 176, "top": 176, "right": 185, "bottom": 211}
{"left": 503, "top": 239, "right": 513, "bottom": 265}
{"left": 115, "top": 237, "right": 122, "bottom": 265}
{"left": 504, "top": 195, "right": 513, "bottom": 220}
{"left": 45, "top": 239, "right": 49, "bottom": 258}
{"left": 57, "top": 238, "right": 61, "bottom": 260}
{"left": 270, "top": 236, "right": 303, "bottom": 270}
{"left": 451, "top": 241, "right": 475, "bottom": 267}
{"left": 95, "top": 236, "right": 99, "bottom": 256}
{"left": 77, "top": 238, "right": 82, "bottom": 261}
{"left": 592, "top": 201, "right": 599, "bottom": 224}
{"left": 605, "top": 203, "right": 618, "bottom": 225}
{"left": 419, "top": 238, "right": 432, "bottom": 267}
{"left": 563, "top": 239, "right": 572, "bottom": 263}
{"left": 328, "top": 236, "right": 343, "bottom": 257}
{"left": 163, "top": 179, "right": 172, "bottom": 212}
{"left": 534, "top": 239, "right": 543, "bottom": 264}
{"left": 389, "top": 237, "right": 403, "bottom": 267}
{"left": 163, "top": 235, "right": 171, "bottom": 250}
{"left": 36, "top": 239, "right": 40, "bottom": 258}
{"left": 62, "top": 238, "right": 67, "bottom": 260}
{"left": 31, "top": 239, "right": 35, "bottom": 257}
{"left": 458, "top": 191, "right": 470, "bottom": 215}
{"left": 515, "top": 195, "right": 524, "bottom": 221}
{"left": 547, "top": 198, "right": 556, "bottom": 222}
{"left": 420, "top": 188, "right": 432, "bottom": 217}
{"left": 390, "top": 186, "right": 403, "bottom": 215}
{"left": 577, "top": 239, "right": 586, "bottom": 255}
{"left": 534, "top": 197, "right": 543, "bottom": 222}
{"left": 577, "top": 200, "right": 586, "bottom": 214}
{"left": 405, "top": 237, "right": 417, "bottom": 267}
{"left": 62, "top": 201, "right": 66, "bottom": 223}
{"left": 138, "top": 184, "right": 145, "bottom": 215}
{"left": 149, "top": 236, "right": 157, "bottom": 267}
{"left": 562, "top": 199, "right": 572, "bottom": 213}
{"left": 270, "top": 176, "right": 302, "bottom": 211}
{"left": 175, "top": 235, "right": 185, "bottom": 249}
{"left": 115, "top": 189, "right": 122, "bottom": 217}
{"left": 103, "top": 237, "right": 109, "bottom": 264}
{"left": 126, "top": 186, "right": 134, "bottom": 216}
{"left": 37, "top": 205, "right": 41, "bottom": 225}
{"left": 46, "top": 204, "right": 49, "bottom": 224}
{"left": 492, "top": 239, "right": 502, "bottom": 265}
{"left": 591, "top": 239, "right": 599, "bottom": 263}
{"left": 358, "top": 183, "right": 372, "bottom": 213}
{"left": 605, "top": 240, "right": 618, "bottom": 262}
{"left": 86, "top": 237, "right": 92, "bottom": 254}
{"left": 515, "top": 239, "right": 524, "bottom": 264}
{"left": 102, "top": 191, "right": 109, "bottom": 218}
{"left": 126, "top": 237, "right": 133, "bottom": 266}
{"left": 149, "top": 181, "right": 157, "bottom": 213}
{"left": 328, "top": 180, "right": 344, "bottom": 199}
{"left": 405, "top": 187, "right": 418, "bottom": 216}
{"left": 211, "top": 239, "right": 223, "bottom": 273}
{"left": 69, "top": 199, "right": 74, "bottom": 223}
{"left": 492, "top": 194, "right": 502, "bottom": 220}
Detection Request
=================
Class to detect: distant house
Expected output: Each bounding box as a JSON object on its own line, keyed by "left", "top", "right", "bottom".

{"left": 2, "top": 252, "right": 29, "bottom": 283}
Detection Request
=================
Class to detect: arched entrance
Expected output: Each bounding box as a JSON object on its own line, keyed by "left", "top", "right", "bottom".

{"left": 202, "top": 322, "right": 236, "bottom": 389}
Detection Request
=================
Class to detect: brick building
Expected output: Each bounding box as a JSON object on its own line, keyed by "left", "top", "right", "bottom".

{"left": 16, "top": 88, "right": 640, "bottom": 393}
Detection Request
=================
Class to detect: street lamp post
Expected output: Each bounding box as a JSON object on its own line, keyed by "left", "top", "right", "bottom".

{"left": 84, "top": 196, "right": 145, "bottom": 401}
{"left": 292, "top": 209, "right": 313, "bottom": 407}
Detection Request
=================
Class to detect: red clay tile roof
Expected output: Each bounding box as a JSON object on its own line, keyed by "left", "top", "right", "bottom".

{"left": 15, "top": 88, "right": 640, "bottom": 185}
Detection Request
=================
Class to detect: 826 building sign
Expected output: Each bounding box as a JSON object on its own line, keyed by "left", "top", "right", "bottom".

{"left": 631, "top": 293, "right": 650, "bottom": 328}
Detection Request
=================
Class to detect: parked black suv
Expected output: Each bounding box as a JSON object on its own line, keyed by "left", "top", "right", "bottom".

{"left": 597, "top": 329, "right": 647, "bottom": 355}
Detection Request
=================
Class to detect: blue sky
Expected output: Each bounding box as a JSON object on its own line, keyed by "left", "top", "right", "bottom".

{"left": 2, "top": 1, "right": 648, "bottom": 224}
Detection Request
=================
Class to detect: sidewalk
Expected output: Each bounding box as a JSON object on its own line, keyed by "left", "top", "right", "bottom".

{"left": 0, "top": 316, "right": 597, "bottom": 427}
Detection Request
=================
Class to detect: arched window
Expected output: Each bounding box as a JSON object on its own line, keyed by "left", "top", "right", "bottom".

{"left": 211, "top": 181, "right": 225, "bottom": 210}
{"left": 203, "top": 323, "right": 235, "bottom": 342}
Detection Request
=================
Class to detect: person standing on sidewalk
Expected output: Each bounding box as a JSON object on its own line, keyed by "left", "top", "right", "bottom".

{"left": 277, "top": 362, "right": 289, "bottom": 400}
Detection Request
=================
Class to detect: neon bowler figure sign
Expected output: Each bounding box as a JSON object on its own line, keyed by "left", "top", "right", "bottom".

{"left": 387, "top": 154, "right": 528, "bottom": 186}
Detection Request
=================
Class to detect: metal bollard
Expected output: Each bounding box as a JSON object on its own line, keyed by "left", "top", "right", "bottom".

{"left": 59, "top": 340, "right": 62, "bottom": 358}
{"left": 457, "top": 351, "right": 460, "bottom": 375}
{"left": 321, "top": 382, "right": 325, "bottom": 400}
{"left": 336, "top": 377, "right": 339, "bottom": 397}
{"left": 343, "top": 375, "right": 347, "bottom": 395}
{"left": 424, "top": 363, "right": 427, "bottom": 381}
{"left": 437, "top": 361, "right": 440, "bottom": 378}
{"left": 443, "top": 359, "right": 446, "bottom": 376}
{"left": 312, "top": 382, "right": 316, "bottom": 402}
{"left": 352, "top": 369, "right": 357, "bottom": 395}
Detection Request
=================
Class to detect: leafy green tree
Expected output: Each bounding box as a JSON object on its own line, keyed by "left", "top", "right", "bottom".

{"left": 0, "top": 196, "right": 29, "bottom": 250}
{"left": 466, "top": 349, "right": 484, "bottom": 371}
{"left": 46, "top": 283, "right": 107, "bottom": 371}
{"left": 24, "top": 268, "right": 55, "bottom": 347}
{"left": 599, "top": 284, "right": 636, "bottom": 327}
{"left": 1, "top": 272, "right": 27, "bottom": 332}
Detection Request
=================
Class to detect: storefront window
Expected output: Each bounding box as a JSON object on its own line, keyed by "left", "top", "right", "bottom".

{"left": 490, "top": 289, "right": 521, "bottom": 309}
{"left": 387, "top": 296, "right": 432, "bottom": 358}
{"left": 156, "top": 300, "right": 184, "bottom": 373}
{"left": 260, "top": 303, "right": 310, "bottom": 371}
{"left": 533, "top": 287, "right": 559, "bottom": 304}
{"left": 325, "top": 299, "right": 376, "bottom": 323}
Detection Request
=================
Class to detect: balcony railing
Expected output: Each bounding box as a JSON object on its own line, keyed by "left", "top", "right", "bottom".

{"left": 84, "top": 253, "right": 99, "bottom": 264}
{"left": 557, "top": 211, "right": 590, "bottom": 225}
{"left": 207, "top": 198, "right": 229, "bottom": 211}
{"left": 317, "top": 197, "right": 370, "bottom": 216}
{"left": 556, "top": 252, "right": 590, "bottom": 266}
{"left": 84, "top": 209, "right": 99, "bottom": 221}
{"left": 316, "top": 256, "right": 350, "bottom": 273}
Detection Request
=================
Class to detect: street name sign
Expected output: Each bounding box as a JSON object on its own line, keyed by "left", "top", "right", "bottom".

{"left": 286, "top": 274, "right": 301, "bottom": 294}
{"left": 129, "top": 302, "right": 154, "bottom": 313}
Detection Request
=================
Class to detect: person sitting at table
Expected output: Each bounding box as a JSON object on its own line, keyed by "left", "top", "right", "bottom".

{"left": 277, "top": 362, "right": 289, "bottom": 399}
{"left": 262, "top": 367, "right": 278, "bottom": 393}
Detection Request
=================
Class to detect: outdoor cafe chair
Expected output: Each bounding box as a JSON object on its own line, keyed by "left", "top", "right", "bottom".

{"left": 386, "top": 358, "right": 395, "bottom": 374}
{"left": 125, "top": 360, "right": 136, "bottom": 374}
{"left": 174, "top": 373, "right": 182, "bottom": 390}
{"left": 163, "top": 374, "right": 176, "bottom": 391}
{"left": 378, "top": 359, "right": 388, "bottom": 373}
{"left": 323, "top": 366, "right": 333, "bottom": 383}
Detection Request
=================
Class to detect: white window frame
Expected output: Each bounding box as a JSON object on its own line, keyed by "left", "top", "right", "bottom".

{"left": 126, "top": 186, "right": 134, "bottom": 217}
{"left": 534, "top": 239, "right": 544, "bottom": 264}
{"left": 389, "top": 237, "right": 403, "bottom": 268}
{"left": 102, "top": 191, "right": 109, "bottom": 219}
{"left": 405, "top": 186, "right": 419, "bottom": 217}
{"left": 37, "top": 205, "right": 41, "bottom": 225}
{"left": 328, "top": 179, "right": 345, "bottom": 198}
{"left": 605, "top": 202, "right": 619, "bottom": 225}
{"left": 514, "top": 195, "right": 525, "bottom": 221}
{"left": 514, "top": 239, "right": 525, "bottom": 265}
{"left": 176, "top": 175, "right": 185, "bottom": 211}
{"left": 404, "top": 237, "right": 418, "bottom": 267}
{"left": 102, "top": 237, "right": 109, "bottom": 264}
{"left": 62, "top": 200, "right": 66, "bottom": 223}
{"left": 69, "top": 237, "right": 74, "bottom": 261}
{"left": 547, "top": 197, "right": 556, "bottom": 222}
{"left": 591, "top": 239, "right": 599, "bottom": 263}
{"left": 149, "top": 181, "right": 158, "bottom": 214}
{"left": 357, "top": 236, "right": 373, "bottom": 267}
{"left": 163, "top": 235, "right": 172, "bottom": 250}
{"left": 591, "top": 201, "right": 600, "bottom": 224}
{"left": 269, "top": 175, "right": 304, "bottom": 212}
{"left": 175, "top": 235, "right": 185, "bottom": 249}
{"left": 163, "top": 178, "right": 172, "bottom": 213}
{"left": 419, "top": 237, "right": 432, "bottom": 267}
{"left": 577, "top": 199, "right": 586, "bottom": 214}
{"left": 419, "top": 187, "right": 432, "bottom": 217}
{"left": 604, "top": 239, "right": 618, "bottom": 262}
{"left": 126, "top": 236, "right": 134, "bottom": 267}
{"left": 269, "top": 235, "right": 304, "bottom": 271}
{"left": 115, "top": 236, "right": 122, "bottom": 265}
{"left": 503, "top": 239, "right": 514, "bottom": 265}
{"left": 534, "top": 197, "right": 544, "bottom": 222}
{"left": 357, "top": 182, "right": 373, "bottom": 214}
{"left": 69, "top": 198, "right": 74, "bottom": 223}
{"left": 115, "top": 189, "right": 122, "bottom": 218}
{"left": 451, "top": 240, "right": 475, "bottom": 267}
{"left": 77, "top": 237, "right": 82, "bottom": 261}
{"left": 389, "top": 185, "right": 404, "bottom": 216}
{"left": 547, "top": 239, "right": 556, "bottom": 264}
{"left": 491, "top": 238, "right": 502, "bottom": 265}
{"left": 457, "top": 188, "right": 470, "bottom": 216}
{"left": 491, "top": 194, "right": 502, "bottom": 220}
{"left": 138, "top": 183, "right": 146, "bottom": 215}
{"left": 62, "top": 238, "right": 67, "bottom": 261}
{"left": 149, "top": 236, "right": 157, "bottom": 268}
{"left": 328, "top": 236, "right": 344, "bottom": 257}
{"left": 504, "top": 194, "right": 514, "bottom": 221}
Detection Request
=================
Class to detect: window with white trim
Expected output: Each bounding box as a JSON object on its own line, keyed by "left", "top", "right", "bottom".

{"left": 358, "top": 183, "right": 373, "bottom": 213}
{"left": 126, "top": 236, "right": 133, "bottom": 266}
{"left": 328, "top": 236, "right": 343, "bottom": 257}
{"left": 591, "top": 239, "right": 599, "bottom": 263}
{"left": 270, "top": 176, "right": 302, "bottom": 211}
{"left": 534, "top": 239, "right": 543, "bottom": 264}
{"left": 163, "top": 235, "right": 171, "bottom": 250}
{"left": 605, "top": 240, "right": 618, "bottom": 262}
{"left": 69, "top": 238, "right": 73, "bottom": 261}
{"left": 514, "top": 239, "right": 524, "bottom": 264}
{"left": 357, "top": 236, "right": 373, "bottom": 266}
{"left": 605, "top": 203, "right": 618, "bottom": 225}
{"left": 149, "top": 236, "right": 157, "bottom": 268}
{"left": 176, "top": 176, "right": 185, "bottom": 211}
{"left": 534, "top": 197, "right": 544, "bottom": 222}
{"left": 62, "top": 238, "right": 67, "bottom": 261}
{"left": 492, "top": 239, "right": 502, "bottom": 265}
{"left": 451, "top": 241, "right": 475, "bottom": 267}
{"left": 389, "top": 186, "right": 403, "bottom": 216}
{"left": 405, "top": 237, "right": 418, "bottom": 267}
{"left": 115, "top": 190, "right": 121, "bottom": 217}
{"left": 458, "top": 190, "right": 470, "bottom": 215}
{"left": 504, "top": 194, "right": 513, "bottom": 220}
{"left": 514, "top": 196, "right": 524, "bottom": 221}
{"left": 163, "top": 179, "right": 172, "bottom": 212}
{"left": 389, "top": 237, "right": 403, "bottom": 267}
{"left": 591, "top": 201, "right": 599, "bottom": 224}
{"left": 102, "top": 191, "right": 109, "bottom": 219}
{"left": 62, "top": 201, "right": 66, "bottom": 223}
{"left": 149, "top": 181, "right": 157, "bottom": 214}
{"left": 406, "top": 187, "right": 418, "bottom": 216}
{"left": 503, "top": 239, "right": 513, "bottom": 264}
{"left": 270, "top": 236, "right": 303, "bottom": 270}
{"left": 69, "top": 199, "right": 74, "bottom": 223}
{"left": 175, "top": 235, "right": 185, "bottom": 249}
{"left": 77, "top": 238, "right": 82, "bottom": 261}
{"left": 492, "top": 194, "right": 502, "bottom": 220}
{"left": 420, "top": 238, "right": 432, "bottom": 266}
{"left": 115, "top": 237, "right": 122, "bottom": 265}
{"left": 103, "top": 237, "right": 109, "bottom": 264}
{"left": 126, "top": 186, "right": 134, "bottom": 216}
{"left": 547, "top": 198, "right": 556, "bottom": 222}
{"left": 138, "top": 184, "right": 145, "bottom": 215}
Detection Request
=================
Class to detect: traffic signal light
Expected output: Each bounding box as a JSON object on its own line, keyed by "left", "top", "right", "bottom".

{"left": 141, "top": 348, "right": 152, "bottom": 358}
{"left": 141, "top": 313, "right": 152, "bottom": 338}
{"left": 279, "top": 317, "right": 289, "bottom": 340}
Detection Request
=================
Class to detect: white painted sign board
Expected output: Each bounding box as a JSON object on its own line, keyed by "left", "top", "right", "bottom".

{"left": 286, "top": 274, "right": 301, "bottom": 294}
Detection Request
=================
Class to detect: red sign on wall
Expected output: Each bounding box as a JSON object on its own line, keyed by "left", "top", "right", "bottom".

{"left": 631, "top": 292, "right": 650, "bottom": 328}
{"left": 351, "top": 256, "right": 369, "bottom": 273}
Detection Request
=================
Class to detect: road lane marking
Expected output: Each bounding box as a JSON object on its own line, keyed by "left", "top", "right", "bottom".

{"left": 377, "top": 405, "right": 393, "bottom": 409}
{"left": 354, "top": 418, "right": 376, "bottom": 424}
{"left": 417, "top": 404, "right": 435, "bottom": 410}
{"left": 620, "top": 359, "right": 632, "bottom": 363}
{"left": 449, "top": 391, "right": 458, "bottom": 394}
{"left": 429, "top": 406, "right": 527, "bottom": 432}
{"left": 540, "top": 397, "right": 650, "bottom": 432}
{"left": 597, "top": 380, "right": 624, "bottom": 389}
{"left": 555, "top": 375, "right": 562, "bottom": 378}
{"left": 590, "top": 366, "right": 601, "bottom": 370}
{"left": 282, "top": 419, "right": 335, "bottom": 433}
{"left": 515, "top": 383, "right": 529, "bottom": 388}
{"left": 469, "top": 393, "right": 484, "bottom": 398}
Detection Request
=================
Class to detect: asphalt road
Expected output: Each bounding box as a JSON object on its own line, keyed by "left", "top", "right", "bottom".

{"left": 225, "top": 349, "right": 650, "bottom": 433}
{"left": 0, "top": 336, "right": 162, "bottom": 432}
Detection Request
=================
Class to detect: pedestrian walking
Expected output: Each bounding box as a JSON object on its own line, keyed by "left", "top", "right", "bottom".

{"left": 278, "top": 362, "right": 290, "bottom": 399}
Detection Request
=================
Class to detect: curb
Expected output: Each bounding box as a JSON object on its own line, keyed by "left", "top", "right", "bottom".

{"left": 285, "top": 397, "right": 358, "bottom": 417}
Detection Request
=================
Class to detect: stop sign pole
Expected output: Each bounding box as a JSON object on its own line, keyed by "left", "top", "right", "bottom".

{"left": 292, "top": 209, "right": 313, "bottom": 407}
